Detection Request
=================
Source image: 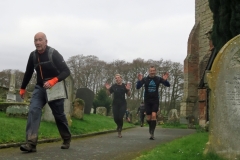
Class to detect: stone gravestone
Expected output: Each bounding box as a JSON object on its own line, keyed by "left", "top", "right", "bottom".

{"left": 42, "top": 76, "right": 74, "bottom": 125}
{"left": 96, "top": 107, "right": 107, "bottom": 116}
{"left": 76, "top": 88, "right": 94, "bottom": 114}
{"left": 205, "top": 35, "right": 240, "bottom": 159}
{"left": 90, "top": 108, "right": 94, "bottom": 114}
{"left": 6, "top": 71, "right": 16, "bottom": 102}
{"left": 72, "top": 98, "right": 85, "bottom": 119}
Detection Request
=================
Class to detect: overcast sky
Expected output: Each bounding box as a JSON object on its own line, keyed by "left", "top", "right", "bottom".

{"left": 0, "top": 0, "right": 195, "bottom": 72}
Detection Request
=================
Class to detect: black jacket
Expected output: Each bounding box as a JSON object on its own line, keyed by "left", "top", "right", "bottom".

{"left": 21, "top": 46, "right": 70, "bottom": 89}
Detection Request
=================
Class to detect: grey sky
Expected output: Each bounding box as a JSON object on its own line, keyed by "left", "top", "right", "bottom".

{"left": 0, "top": 0, "right": 195, "bottom": 72}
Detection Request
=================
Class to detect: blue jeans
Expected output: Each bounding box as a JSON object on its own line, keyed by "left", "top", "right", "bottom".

{"left": 26, "top": 85, "right": 71, "bottom": 145}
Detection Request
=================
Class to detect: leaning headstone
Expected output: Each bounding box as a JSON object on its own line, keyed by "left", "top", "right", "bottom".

{"left": 167, "top": 109, "right": 179, "bottom": 123}
{"left": 72, "top": 98, "right": 85, "bottom": 119}
{"left": 42, "top": 75, "right": 74, "bottom": 124}
{"left": 76, "top": 88, "right": 94, "bottom": 114}
{"left": 96, "top": 107, "right": 107, "bottom": 116}
{"left": 6, "top": 71, "right": 16, "bottom": 102}
{"left": 205, "top": 35, "right": 240, "bottom": 159}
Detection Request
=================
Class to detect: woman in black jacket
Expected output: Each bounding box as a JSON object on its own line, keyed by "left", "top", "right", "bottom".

{"left": 105, "top": 74, "right": 131, "bottom": 138}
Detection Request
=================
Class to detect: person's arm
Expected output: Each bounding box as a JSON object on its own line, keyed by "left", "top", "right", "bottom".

{"left": 52, "top": 50, "right": 70, "bottom": 81}
{"left": 160, "top": 78, "right": 170, "bottom": 87}
{"left": 106, "top": 89, "right": 111, "bottom": 96}
{"left": 137, "top": 107, "right": 140, "bottom": 114}
{"left": 136, "top": 81, "right": 144, "bottom": 89}
{"left": 125, "top": 83, "right": 131, "bottom": 97}
{"left": 43, "top": 50, "right": 70, "bottom": 89}
{"left": 105, "top": 83, "right": 112, "bottom": 96}
{"left": 21, "top": 53, "right": 35, "bottom": 89}
{"left": 160, "top": 72, "right": 170, "bottom": 87}
{"left": 160, "top": 77, "right": 170, "bottom": 87}
{"left": 126, "top": 90, "right": 131, "bottom": 96}
{"left": 136, "top": 73, "right": 144, "bottom": 89}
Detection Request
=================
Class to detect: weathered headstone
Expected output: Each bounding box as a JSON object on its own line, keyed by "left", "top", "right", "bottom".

{"left": 205, "top": 35, "right": 240, "bottom": 159}
{"left": 76, "top": 88, "right": 94, "bottom": 114}
{"left": 168, "top": 109, "right": 179, "bottom": 118}
{"left": 42, "top": 76, "right": 74, "bottom": 124}
{"left": 90, "top": 108, "right": 94, "bottom": 114}
{"left": 6, "top": 71, "right": 16, "bottom": 102}
{"left": 96, "top": 107, "right": 107, "bottom": 116}
{"left": 72, "top": 98, "right": 84, "bottom": 119}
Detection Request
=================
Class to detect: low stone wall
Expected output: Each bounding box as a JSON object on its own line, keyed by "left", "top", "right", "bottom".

{"left": 6, "top": 105, "right": 29, "bottom": 118}
{"left": 0, "top": 102, "right": 29, "bottom": 112}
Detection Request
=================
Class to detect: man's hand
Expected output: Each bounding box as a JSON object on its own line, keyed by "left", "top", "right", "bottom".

{"left": 19, "top": 89, "right": 26, "bottom": 99}
{"left": 162, "top": 72, "right": 169, "bottom": 80}
{"left": 43, "top": 77, "right": 58, "bottom": 89}
{"left": 137, "top": 73, "right": 143, "bottom": 81}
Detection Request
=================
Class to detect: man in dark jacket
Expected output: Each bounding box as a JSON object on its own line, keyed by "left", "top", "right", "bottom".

{"left": 19, "top": 32, "right": 71, "bottom": 152}
{"left": 136, "top": 66, "right": 170, "bottom": 140}
{"left": 137, "top": 102, "right": 145, "bottom": 127}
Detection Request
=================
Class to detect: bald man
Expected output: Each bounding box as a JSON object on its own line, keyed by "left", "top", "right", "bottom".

{"left": 19, "top": 32, "right": 71, "bottom": 152}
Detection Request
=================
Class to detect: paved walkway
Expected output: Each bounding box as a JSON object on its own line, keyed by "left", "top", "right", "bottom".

{"left": 0, "top": 127, "right": 195, "bottom": 160}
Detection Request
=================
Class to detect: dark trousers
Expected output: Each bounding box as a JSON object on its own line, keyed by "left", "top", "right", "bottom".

{"left": 26, "top": 85, "right": 71, "bottom": 146}
{"left": 112, "top": 103, "right": 127, "bottom": 131}
{"left": 139, "top": 112, "right": 145, "bottom": 124}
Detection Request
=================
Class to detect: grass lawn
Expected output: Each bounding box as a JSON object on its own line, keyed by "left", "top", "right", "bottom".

{"left": 0, "top": 111, "right": 134, "bottom": 144}
{"left": 0, "top": 111, "right": 226, "bottom": 160}
{"left": 161, "top": 122, "right": 188, "bottom": 129}
{"left": 134, "top": 132, "right": 226, "bottom": 160}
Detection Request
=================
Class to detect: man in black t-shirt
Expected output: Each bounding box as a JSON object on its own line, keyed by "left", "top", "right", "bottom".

{"left": 136, "top": 66, "right": 170, "bottom": 140}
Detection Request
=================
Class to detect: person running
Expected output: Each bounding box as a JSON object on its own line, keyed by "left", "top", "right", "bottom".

{"left": 105, "top": 74, "right": 131, "bottom": 138}
{"left": 19, "top": 32, "right": 71, "bottom": 152}
{"left": 136, "top": 66, "right": 170, "bottom": 140}
{"left": 137, "top": 102, "right": 145, "bottom": 127}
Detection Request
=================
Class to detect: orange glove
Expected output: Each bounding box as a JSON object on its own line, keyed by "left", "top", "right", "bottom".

{"left": 20, "top": 89, "right": 26, "bottom": 99}
{"left": 47, "top": 77, "right": 58, "bottom": 87}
